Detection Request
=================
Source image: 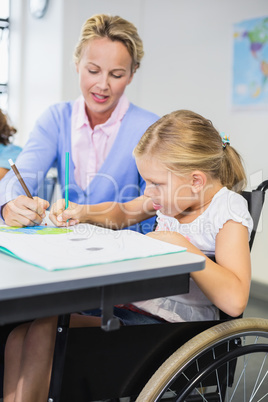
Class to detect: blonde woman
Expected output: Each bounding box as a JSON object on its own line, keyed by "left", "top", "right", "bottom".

{"left": 0, "top": 14, "right": 158, "bottom": 232}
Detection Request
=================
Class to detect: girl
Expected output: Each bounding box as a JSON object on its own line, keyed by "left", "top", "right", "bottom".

{"left": 51, "top": 109, "right": 252, "bottom": 321}
{"left": 4, "top": 110, "right": 252, "bottom": 401}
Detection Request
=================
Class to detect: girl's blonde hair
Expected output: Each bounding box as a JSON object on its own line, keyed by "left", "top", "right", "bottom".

{"left": 134, "top": 110, "right": 247, "bottom": 192}
{"left": 73, "top": 14, "right": 144, "bottom": 73}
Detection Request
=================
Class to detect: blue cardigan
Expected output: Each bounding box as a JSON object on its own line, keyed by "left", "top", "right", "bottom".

{"left": 0, "top": 102, "right": 159, "bottom": 232}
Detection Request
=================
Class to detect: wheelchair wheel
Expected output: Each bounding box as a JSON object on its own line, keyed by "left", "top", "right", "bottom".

{"left": 137, "top": 317, "right": 268, "bottom": 401}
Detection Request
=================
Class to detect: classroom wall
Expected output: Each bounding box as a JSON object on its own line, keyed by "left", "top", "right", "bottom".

{"left": 9, "top": 0, "right": 64, "bottom": 145}
{"left": 8, "top": 0, "right": 268, "bottom": 287}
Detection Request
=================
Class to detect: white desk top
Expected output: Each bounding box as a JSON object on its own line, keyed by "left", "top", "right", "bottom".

{"left": 0, "top": 250, "right": 205, "bottom": 325}
{"left": 0, "top": 250, "right": 205, "bottom": 292}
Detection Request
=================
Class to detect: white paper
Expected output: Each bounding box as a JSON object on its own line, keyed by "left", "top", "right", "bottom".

{"left": 0, "top": 223, "right": 186, "bottom": 271}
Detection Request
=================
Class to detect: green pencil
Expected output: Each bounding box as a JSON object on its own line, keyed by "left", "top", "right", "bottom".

{"left": 65, "top": 152, "right": 69, "bottom": 210}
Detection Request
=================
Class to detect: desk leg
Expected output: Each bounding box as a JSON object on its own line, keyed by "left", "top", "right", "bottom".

{"left": 47, "top": 314, "right": 70, "bottom": 402}
{"left": 101, "top": 286, "right": 120, "bottom": 331}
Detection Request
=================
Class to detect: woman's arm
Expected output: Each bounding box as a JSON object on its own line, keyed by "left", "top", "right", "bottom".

{"left": 0, "top": 106, "right": 60, "bottom": 225}
{"left": 49, "top": 195, "right": 156, "bottom": 229}
{"left": 147, "top": 220, "right": 251, "bottom": 317}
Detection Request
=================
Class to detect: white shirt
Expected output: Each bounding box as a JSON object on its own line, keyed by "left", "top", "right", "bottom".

{"left": 134, "top": 187, "right": 253, "bottom": 322}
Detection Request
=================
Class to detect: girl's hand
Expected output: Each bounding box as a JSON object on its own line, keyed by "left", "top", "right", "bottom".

{"left": 49, "top": 199, "right": 83, "bottom": 227}
{"left": 2, "top": 196, "right": 49, "bottom": 227}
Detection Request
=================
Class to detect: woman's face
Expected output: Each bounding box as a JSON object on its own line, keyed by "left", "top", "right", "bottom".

{"left": 76, "top": 37, "right": 134, "bottom": 126}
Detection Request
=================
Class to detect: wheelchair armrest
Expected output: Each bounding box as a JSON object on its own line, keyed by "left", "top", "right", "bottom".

{"left": 206, "top": 253, "right": 216, "bottom": 263}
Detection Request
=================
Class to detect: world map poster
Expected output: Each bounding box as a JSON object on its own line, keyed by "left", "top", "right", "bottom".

{"left": 232, "top": 16, "right": 268, "bottom": 108}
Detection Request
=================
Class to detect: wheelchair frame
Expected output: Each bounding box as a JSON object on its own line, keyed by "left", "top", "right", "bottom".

{"left": 52, "top": 180, "right": 268, "bottom": 401}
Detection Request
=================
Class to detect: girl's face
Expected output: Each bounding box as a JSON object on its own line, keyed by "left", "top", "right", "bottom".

{"left": 76, "top": 37, "right": 134, "bottom": 126}
{"left": 136, "top": 157, "right": 195, "bottom": 217}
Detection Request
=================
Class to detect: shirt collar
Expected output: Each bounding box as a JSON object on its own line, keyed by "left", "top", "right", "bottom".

{"left": 75, "top": 95, "right": 90, "bottom": 129}
{"left": 74, "top": 94, "right": 130, "bottom": 134}
{"left": 106, "top": 93, "right": 129, "bottom": 127}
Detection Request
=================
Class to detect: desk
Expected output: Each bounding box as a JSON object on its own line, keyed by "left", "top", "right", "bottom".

{"left": 0, "top": 250, "right": 205, "bottom": 326}
{"left": 0, "top": 250, "right": 205, "bottom": 401}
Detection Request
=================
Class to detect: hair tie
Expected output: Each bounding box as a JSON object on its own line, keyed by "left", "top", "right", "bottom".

{"left": 221, "top": 134, "right": 230, "bottom": 149}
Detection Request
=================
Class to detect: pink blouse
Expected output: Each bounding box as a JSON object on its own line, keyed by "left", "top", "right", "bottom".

{"left": 71, "top": 94, "right": 129, "bottom": 190}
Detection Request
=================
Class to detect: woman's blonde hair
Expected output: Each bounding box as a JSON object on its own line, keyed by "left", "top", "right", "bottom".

{"left": 73, "top": 14, "right": 144, "bottom": 73}
{"left": 134, "top": 110, "right": 247, "bottom": 192}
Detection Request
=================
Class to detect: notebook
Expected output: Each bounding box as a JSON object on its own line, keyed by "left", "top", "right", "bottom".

{"left": 0, "top": 223, "right": 186, "bottom": 271}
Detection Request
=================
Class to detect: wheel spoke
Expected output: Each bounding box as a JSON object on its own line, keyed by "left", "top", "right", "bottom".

{"left": 229, "top": 354, "right": 250, "bottom": 401}
{"left": 137, "top": 319, "right": 268, "bottom": 402}
{"left": 249, "top": 353, "right": 268, "bottom": 401}
{"left": 212, "top": 347, "right": 223, "bottom": 402}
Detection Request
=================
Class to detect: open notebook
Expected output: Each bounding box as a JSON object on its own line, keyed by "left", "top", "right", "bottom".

{"left": 0, "top": 223, "right": 186, "bottom": 271}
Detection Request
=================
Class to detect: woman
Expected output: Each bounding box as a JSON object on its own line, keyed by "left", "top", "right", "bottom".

{"left": 0, "top": 14, "right": 158, "bottom": 232}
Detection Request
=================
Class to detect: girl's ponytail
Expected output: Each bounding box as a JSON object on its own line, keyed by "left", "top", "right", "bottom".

{"left": 220, "top": 145, "right": 247, "bottom": 193}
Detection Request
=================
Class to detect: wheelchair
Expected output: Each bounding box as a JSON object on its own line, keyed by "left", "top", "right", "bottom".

{"left": 54, "top": 180, "right": 268, "bottom": 401}
{"left": 137, "top": 317, "right": 268, "bottom": 401}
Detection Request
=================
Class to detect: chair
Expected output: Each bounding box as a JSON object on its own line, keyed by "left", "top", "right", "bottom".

{"left": 37, "top": 169, "right": 57, "bottom": 204}
{"left": 51, "top": 181, "right": 268, "bottom": 401}
{"left": 242, "top": 179, "right": 268, "bottom": 250}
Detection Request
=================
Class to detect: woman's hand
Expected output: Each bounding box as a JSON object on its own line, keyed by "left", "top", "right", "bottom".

{"left": 49, "top": 199, "right": 83, "bottom": 226}
{"left": 2, "top": 196, "right": 49, "bottom": 227}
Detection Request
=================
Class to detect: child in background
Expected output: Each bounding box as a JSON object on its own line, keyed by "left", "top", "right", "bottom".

{"left": 4, "top": 110, "right": 252, "bottom": 401}
{"left": 0, "top": 109, "right": 21, "bottom": 180}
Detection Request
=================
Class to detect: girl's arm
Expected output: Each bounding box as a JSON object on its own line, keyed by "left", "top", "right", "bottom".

{"left": 49, "top": 195, "right": 156, "bottom": 229}
{"left": 147, "top": 220, "right": 251, "bottom": 318}
{"left": 0, "top": 167, "right": 9, "bottom": 180}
